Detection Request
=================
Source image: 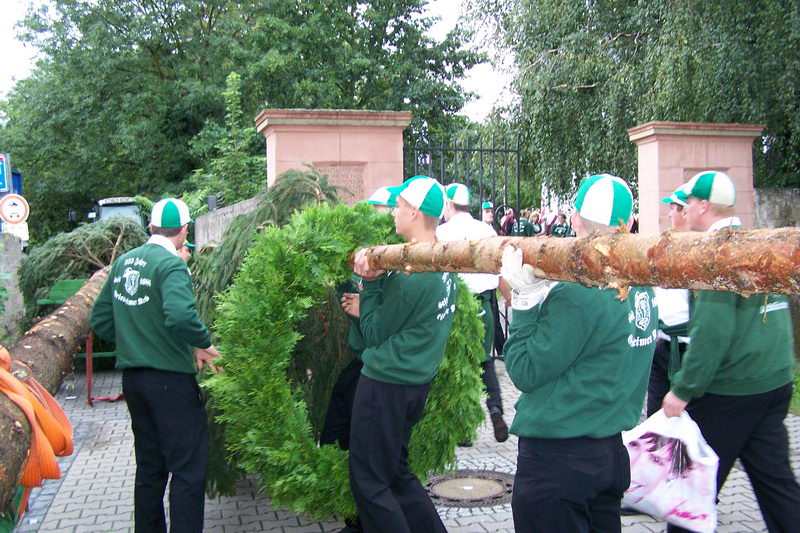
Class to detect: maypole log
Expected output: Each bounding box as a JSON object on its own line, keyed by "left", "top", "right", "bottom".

{"left": 361, "top": 228, "right": 800, "bottom": 296}
{"left": 0, "top": 268, "right": 109, "bottom": 510}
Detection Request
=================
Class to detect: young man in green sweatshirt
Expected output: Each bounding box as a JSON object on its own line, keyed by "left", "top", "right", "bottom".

{"left": 91, "top": 198, "right": 221, "bottom": 533}
{"left": 661, "top": 171, "right": 800, "bottom": 532}
{"left": 348, "top": 177, "right": 454, "bottom": 533}
{"left": 502, "top": 174, "right": 658, "bottom": 532}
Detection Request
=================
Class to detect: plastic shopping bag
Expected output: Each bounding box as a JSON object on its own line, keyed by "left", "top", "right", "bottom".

{"left": 622, "top": 410, "right": 719, "bottom": 533}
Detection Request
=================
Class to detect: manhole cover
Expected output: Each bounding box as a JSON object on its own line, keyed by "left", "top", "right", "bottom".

{"left": 425, "top": 469, "right": 514, "bottom": 507}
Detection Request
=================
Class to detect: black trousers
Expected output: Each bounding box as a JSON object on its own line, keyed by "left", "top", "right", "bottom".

{"left": 478, "top": 294, "right": 503, "bottom": 414}
{"left": 348, "top": 376, "right": 446, "bottom": 533}
{"left": 513, "top": 434, "right": 630, "bottom": 533}
{"left": 668, "top": 383, "right": 800, "bottom": 533}
{"left": 646, "top": 339, "right": 687, "bottom": 417}
{"left": 123, "top": 368, "right": 208, "bottom": 533}
{"left": 489, "top": 290, "right": 507, "bottom": 358}
{"left": 319, "top": 358, "right": 364, "bottom": 450}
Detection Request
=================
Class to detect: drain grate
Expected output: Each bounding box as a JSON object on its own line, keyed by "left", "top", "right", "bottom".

{"left": 425, "top": 469, "right": 514, "bottom": 508}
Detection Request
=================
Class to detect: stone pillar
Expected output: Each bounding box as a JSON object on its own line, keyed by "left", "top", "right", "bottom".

{"left": 254, "top": 109, "right": 413, "bottom": 205}
{"left": 627, "top": 121, "right": 764, "bottom": 234}
{"left": 0, "top": 233, "right": 25, "bottom": 342}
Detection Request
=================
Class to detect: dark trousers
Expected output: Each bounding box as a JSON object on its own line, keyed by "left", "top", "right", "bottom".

{"left": 478, "top": 295, "right": 503, "bottom": 414}
{"left": 513, "top": 434, "right": 630, "bottom": 533}
{"left": 489, "top": 290, "right": 507, "bottom": 358}
{"left": 482, "top": 359, "right": 503, "bottom": 414}
{"left": 668, "top": 383, "right": 800, "bottom": 533}
{"left": 123, "top": 368, "right": 208, "bottom": 533}
{"left": 646, "top": 339, "right": 686, "bottom": 417}
{"left": 349, "top": 376, "right": 446, "bottom": 533}
{"left": 319, "top": 358, "right": 364, "bottom": 450}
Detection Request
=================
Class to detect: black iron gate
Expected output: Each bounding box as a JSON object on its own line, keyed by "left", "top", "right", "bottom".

{"left": 403, "top": 136, "right": 522, "bottom": 214}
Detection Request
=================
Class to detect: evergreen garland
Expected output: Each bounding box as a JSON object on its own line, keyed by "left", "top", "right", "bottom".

{"left": 205, "top": 203, "right": 485, "bottom": 519}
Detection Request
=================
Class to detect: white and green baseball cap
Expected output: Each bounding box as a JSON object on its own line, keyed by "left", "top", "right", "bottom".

{"left": 660, "top": 185, "right": 689, "bottom": 207}
{"left": 445, "top": 183, "right": 471, "bottom": 206}
{"left": 387, "top": 176, "right": 446, "bottom": 218}
{"left": 573, "top": 174, "right": 633, "bottom": 226}
{"left": 151, "top": 198, "right": 193, "bottom": 228}
{"left": 482, "top": 201, "right": 493, "bottom": 210}
{"left": 682, "top": 170, "right": 736, "bottom": 206}
{"left": 366, "top": 186, "right": 396, "bottom": 207}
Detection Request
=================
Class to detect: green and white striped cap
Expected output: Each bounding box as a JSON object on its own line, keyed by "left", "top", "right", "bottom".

{"left": 482, "top": 201, "right": 493, "bottom": 210}
{"left": 366, "top": 186, "right": 395, "bottom": 207}
{"left": 151, "top": 198, "right": 193, "bottom": 228}
{"left": 573, "top": 174, "right": 633, "bottom": 226}
{"left": 682, "top": 170, "right": 736, "bottom": 206}
{"left": 660, "top": 185, "right": 689, "bottom": 207}
{"left": 387, "top": 176, "right": 446, "bottom": 218}
{"left": 445, "top": 183, "right": 471, "bottom": 206}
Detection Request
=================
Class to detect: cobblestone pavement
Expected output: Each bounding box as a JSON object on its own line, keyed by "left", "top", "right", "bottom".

{"left": 14, "top": 361, "right": 800, "bottom": 532}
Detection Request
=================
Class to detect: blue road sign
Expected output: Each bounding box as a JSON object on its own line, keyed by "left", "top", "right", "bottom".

{"left": 0, "top": 154, "right": 9, "bottom": 193}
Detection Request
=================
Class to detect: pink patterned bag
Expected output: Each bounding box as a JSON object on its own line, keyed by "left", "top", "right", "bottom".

{"left": 622, "top": 410, "right": 719, "bottom": 533}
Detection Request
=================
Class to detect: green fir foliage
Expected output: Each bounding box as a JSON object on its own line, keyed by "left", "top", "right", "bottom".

{"left": 18, "top": 217, "right": 147, "bottom": 318}
{"left": 205, "top": 203, "right": 484, "bottom": 519}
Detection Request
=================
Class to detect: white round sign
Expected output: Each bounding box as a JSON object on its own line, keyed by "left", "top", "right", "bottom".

{"left": 0, "top": 194, "right": 30, "bottom": 224}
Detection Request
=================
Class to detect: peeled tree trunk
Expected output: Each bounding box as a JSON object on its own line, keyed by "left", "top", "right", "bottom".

{"left": 0, "top": 268, "right": 109, "bottom": 511}
{"left": 361, "top": 228, "right": 800, "bottom": 296}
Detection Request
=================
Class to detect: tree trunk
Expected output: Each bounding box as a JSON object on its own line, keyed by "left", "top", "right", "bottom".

{"left": 0, "top": 268, "right": 109, "bottom": 510}
{"left": 362, "top": 228, "right": 800, "bottom": 296}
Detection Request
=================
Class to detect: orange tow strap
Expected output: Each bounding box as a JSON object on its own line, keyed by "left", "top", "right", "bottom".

{"left": 0, "top": 346, "right": 73, "bottom": 519}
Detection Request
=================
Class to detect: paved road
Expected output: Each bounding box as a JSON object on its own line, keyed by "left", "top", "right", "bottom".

{"left": 14, "top": 362, "right": 800, "bottom": 532}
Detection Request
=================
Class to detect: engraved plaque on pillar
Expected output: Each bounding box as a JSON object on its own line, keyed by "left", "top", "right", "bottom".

{"left": 315, "top": 162, "right": 366, "bottom": 205}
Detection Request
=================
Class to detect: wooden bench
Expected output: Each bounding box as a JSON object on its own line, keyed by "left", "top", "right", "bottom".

{"left": 36, "top": 278, "right": 88, "bottom": 306}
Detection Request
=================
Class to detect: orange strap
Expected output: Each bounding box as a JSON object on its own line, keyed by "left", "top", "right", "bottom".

{"left": 0, "top": 346, "right": 74, "bottom": 518}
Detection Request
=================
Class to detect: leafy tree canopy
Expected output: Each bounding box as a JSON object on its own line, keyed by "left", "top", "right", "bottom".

{"left": 1, "top": 0, "right": 482, "bottom": 240}
{"left": 473, "top": 0, "right": 800, "bottom": 196}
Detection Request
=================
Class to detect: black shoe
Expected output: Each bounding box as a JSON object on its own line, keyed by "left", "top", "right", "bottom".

{"left": 458, "top": 441, "right": 473, "bottom": 447}
{"left": 491, "top": 411, "right": 509, "bottom": 442}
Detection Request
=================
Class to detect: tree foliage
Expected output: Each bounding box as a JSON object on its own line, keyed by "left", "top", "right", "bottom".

{"left": 205, "top": 203, "right": 485, "bottom": 517}
{"left": 473, "top": 0, "right": 800, "bottom": 196}
{"left": 1, "top": 0, "right": 481, "bottom": 241}
{"left": 17, "top": 217, "right": 147, "bottom": 319}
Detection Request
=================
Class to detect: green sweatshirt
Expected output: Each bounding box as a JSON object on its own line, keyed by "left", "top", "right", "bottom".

{"left": 670, "top": 292, "right": 794, "bottom": 402}
{"left": 504, "top": 282, "right": 658, "bottom": 439}
{"left": 91, "top": 241, "right": 212, "bottom": 374}
{"left": 359, "top": 271, "right": 456, "bottom": 385}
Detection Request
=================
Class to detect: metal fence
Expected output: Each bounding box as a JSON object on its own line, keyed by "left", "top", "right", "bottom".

{"left": 403, "top": 136, "right": 522, "bottom": 213}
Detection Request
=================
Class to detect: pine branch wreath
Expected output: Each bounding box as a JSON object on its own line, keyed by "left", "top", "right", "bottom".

{"left": 205, "top": 203, "right": 486, "bottom": 519}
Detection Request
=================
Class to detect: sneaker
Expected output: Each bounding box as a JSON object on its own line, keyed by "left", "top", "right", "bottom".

{"left": 491, "top": 411, "right": 509, "bottom": 442}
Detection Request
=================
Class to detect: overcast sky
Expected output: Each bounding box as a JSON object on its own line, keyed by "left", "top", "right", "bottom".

{"left": 0, "top": 0, "right": 512, "bottom": 122}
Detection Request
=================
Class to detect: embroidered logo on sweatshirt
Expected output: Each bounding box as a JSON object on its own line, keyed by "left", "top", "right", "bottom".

{"left": 634, "top": 291, "right": 651, "bottom": 331}
{"left": 123, "top": 268, "right": 141, "bottom": 296}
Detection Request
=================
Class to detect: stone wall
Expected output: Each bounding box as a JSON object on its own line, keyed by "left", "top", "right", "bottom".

{"left": 0, "top": 233, "right": 25, "bottom": 343}
{"left": 754, "top": 188, "right": 800, "bottom": 358}
{"left": 194, "top": 195, "right": 263, "bottom": 247}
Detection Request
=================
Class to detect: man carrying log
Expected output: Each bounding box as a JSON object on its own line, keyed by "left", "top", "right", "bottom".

{"left": 647, "top": 186, "right": 692, "bottom": 417}
{"left": 501, "top": 174, "right": 658, "bottom": 532}
{"left": 437, "top": 182, "right": 509, "bottom": 443}
{"left": 661, "top": 171, "right": 800, "bottom": 532}
{"left": 91, "top": 198, "right": 222, "bottom": 533}
{"left": 348, "top": 177, "right": 454, "bottom": 533}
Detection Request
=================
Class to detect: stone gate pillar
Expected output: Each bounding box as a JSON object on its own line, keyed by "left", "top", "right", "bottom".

{"left": 627, "top": 121, "right": 764, "bottom": 234}
{"left": 254, "top": 109, "right": 413, "bottom": 205}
